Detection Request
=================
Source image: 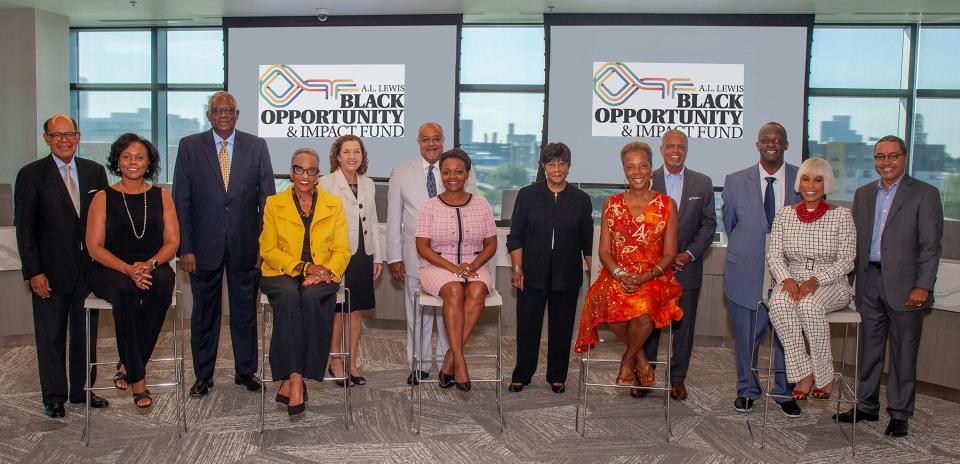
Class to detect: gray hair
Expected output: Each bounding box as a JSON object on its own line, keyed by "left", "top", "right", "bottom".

{"left": 795, "top": 157, "right": 835, "bottom": 195}
{"left": 208, "top": 91, "right": 238, "bottom": 109}
{"left": 291, "top": 147, "right": 320, "bottom": 165}
{"left": 661, "top": 129, "right": 688, "bottom": 144}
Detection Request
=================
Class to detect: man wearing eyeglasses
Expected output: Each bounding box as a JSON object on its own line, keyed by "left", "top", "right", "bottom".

{"left": 15, "top": 115, "right": 110, "bottom": 417}
{"left": 173, "top": 91, "right": 275, "bottom": 397}
{"left": 834, "top": 135, "right": 943, "bottom": 438}
{"left": 721, "top": 122, "right": 802, "bottom": 417}
{"left": 386, "top": 122, "right": 477, "bottom": 385}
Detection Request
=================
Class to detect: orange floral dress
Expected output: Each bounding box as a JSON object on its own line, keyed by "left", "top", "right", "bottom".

{"left": 574, "top": 192, "right": 683, "bottom": 353}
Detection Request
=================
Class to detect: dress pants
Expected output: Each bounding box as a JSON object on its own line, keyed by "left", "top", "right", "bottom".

{"left": 260, "top": 276, "right": 337, "bottom": 380}
{"left": 857, "top": 265, "right": 924, "bottom": 420}
{"left": 190, "top": 257, "right": 260, "bottom": 380}
{"left": 644, "top": 288, "right": 700, "bottom": 383}
{"left": 727, "top": 300, "right": 791, "bottom": 402}
{"left": 511, "top": 287, "right": 579, "bottom": 384}
{"left": 89, "top": 264, "right": 175, "bottom": 384}
{"left": 31, "top": 279, "right": 98, "bottom": 405}
{"left": 404, "top": 273, "right": 449, "bottom": 370}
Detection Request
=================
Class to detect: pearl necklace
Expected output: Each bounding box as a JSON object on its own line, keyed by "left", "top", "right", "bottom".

{"left": 121, "top": 187, "right": 148, "bottom": 239}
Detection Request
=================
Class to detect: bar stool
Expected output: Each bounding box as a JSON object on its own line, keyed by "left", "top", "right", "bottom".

{"left": 747, "top": 240, "right": 861, "bottom": 455}
{"left": 409, "top": 287, "right": 505, "bottom": 434}
{"left": 256, "top": 286, "right": 352, "bottom": 433}
{"left": 80, "top": 284, "right": 186, "bottom": 446}
{"left": 575, "top": 322, "right": 673, "bottom": 441}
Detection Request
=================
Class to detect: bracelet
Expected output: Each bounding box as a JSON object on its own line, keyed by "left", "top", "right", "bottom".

{"left": 653, "top": 264, "right": 664, "bottom": 277}
{"left": 301, "top": 262, "right": 310, "bottom": 277}
{"left": 613, "top": 267, "right": 626, "bottom": 279}
{"left": 512, "top": 265, "right": 522, "bottom": 273}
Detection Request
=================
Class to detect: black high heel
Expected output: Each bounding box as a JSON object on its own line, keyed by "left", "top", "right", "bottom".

{"left": 508, "top": 381, "right": 529, "bottom": 393}
{"left": 456, "top": 380, "right": 472, "bottom": 392}
{"left": 329, "top": 366, "right": 347, "bottom": 387}
{"left": 438, "top": 350, "right": 455, "bottom": 388}
{"left": 550, "top": 383, "right": 566, "bottom": 394}
{"left": 287, "top": 382, "right": 307, "bottom": 415}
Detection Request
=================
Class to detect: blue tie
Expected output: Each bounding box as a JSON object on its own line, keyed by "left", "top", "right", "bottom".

{"left": 764, "top": 177, "right": 776, "bottom": 230}
{"left": 427, "top": 165, "right": 437, "bottom": 198}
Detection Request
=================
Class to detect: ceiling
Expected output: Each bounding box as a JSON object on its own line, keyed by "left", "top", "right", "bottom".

{"left": 1, "top": 0, "right": 959, "bottom": 26}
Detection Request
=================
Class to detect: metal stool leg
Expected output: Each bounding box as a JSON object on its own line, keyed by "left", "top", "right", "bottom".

{"left": 664, "top": 322, "right": 672, "bottom": 442}
{"left": 496, "top": 304, "right": 504, "bottom": 433}
{"left": 258, "top": 298, "right": 268, "bottom": 433}
{"left": 81, "top": 306, "right": 92, "bottom": 446}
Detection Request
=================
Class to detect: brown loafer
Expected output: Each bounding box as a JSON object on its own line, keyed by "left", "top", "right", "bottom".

{"left": 670, "top": 382, "right": 687, "bottom": 401}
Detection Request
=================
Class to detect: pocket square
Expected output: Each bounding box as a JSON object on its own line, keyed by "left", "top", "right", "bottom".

{"left": 87, "top": 189, "right": 99, "bottom": 193}
{"left": 687, "top": 196, "right": 702, "bottom": 200}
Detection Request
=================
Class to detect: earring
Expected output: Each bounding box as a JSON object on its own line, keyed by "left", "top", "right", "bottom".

{"left": 648, "top": 179, "right": 653, "bottom": 190}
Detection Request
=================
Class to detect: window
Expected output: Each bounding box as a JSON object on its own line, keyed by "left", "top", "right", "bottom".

{"left": 70, "top": 28, "right": 224, "bottom": 183}
{"left": 458, "top": 26, "right": 545, "bottom": 218}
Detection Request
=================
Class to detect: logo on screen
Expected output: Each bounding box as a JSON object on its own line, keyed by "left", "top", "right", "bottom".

{"left": 593, "top": 62, "right": 695, "bottom": 106}
{"left": 259, "top": 64, "right": 358, "bottom": 108}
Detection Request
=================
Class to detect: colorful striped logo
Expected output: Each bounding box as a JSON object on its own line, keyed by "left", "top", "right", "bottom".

{"left": 259, "top": 64, "right": 359, "bottom": 108}
{"left": 594, "top": 62, "right": 696, "bottom": 106}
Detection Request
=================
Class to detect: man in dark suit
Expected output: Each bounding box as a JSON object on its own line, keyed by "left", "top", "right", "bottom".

{"left": 173, "top": 91, "right": 275, "bottom": 396}
{"left": 15, "top": 114, "right": 110, "bottom": 417}
{"left": 834, "top": 135, "right": 943, "bottom": 438}
{"left": 642, "top": 130, "right": 716, "bottom": 401}
{"left": 721, "top": 122, "right": 802, "bottom": 416}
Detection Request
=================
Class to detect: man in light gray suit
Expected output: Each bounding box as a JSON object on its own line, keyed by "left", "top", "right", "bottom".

{"left": 721, "top": 122, "right": 802, "bottom": 416}
{"left": 642, "top": 130, "right": 716, "bottom": 401}
{"left": 387, "top": 122, "right": 477, "bottom": 385}
{"left": 834, "top": 135, "right": 943, "bottom": 438}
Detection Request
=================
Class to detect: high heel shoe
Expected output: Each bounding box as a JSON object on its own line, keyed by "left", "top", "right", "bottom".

{"left": 276, "top": 382, "right": 308, "bottom": 404}
{"left": 550, "top": 383, "right": 566, "bottom": 394}
{"left": 811, "top": 387, "right": 831, "bottom": 399}
{"left": 792, "top": 389, "right": 810, "bottom": 401}
{"left": 508, "top": 381, "right": 530, "bottom": 393}
{"left": 456, "top": 380, "right": 472, "bottom": 392}
{"left": 329, "top": 367, "right": 347, "bottom": 387}
{"left": 438, "top": 350, "right": 456, "bottom": 388}
{"left": 287, "top": 383, "right": 307, "bottom": 415}
{"left": 636, "top": 364, "right": 655, "bottom": 387}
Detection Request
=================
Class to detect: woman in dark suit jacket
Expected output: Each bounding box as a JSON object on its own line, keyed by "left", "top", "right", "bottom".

{"left": 507, "top": 142, "right": 593, "bottom": 393}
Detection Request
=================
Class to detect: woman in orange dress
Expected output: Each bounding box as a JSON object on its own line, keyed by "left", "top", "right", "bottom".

{"left": 574, "top": 141, "right": 683, "bottom": 392}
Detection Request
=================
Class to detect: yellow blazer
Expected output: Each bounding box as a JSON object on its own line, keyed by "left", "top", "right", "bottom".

{"left": 259, "top": 186, "right": 351, "bottom": 280}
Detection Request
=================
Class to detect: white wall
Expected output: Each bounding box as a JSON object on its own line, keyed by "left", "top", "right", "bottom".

{"left": 0, "top": 8, "right": 69, "bottom": 187}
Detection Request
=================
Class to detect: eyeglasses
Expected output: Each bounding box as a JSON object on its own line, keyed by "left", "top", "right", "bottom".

{"left": 759, "top": 137, "right": 786, "bottom": 146}
{"left": 418, "top": 136, "right": 443, "bottom": 143}
{"left": 209, "top": 107, "right": 238, "bottom": 115}
{"left": 46, "top": 131, "right": 80, "bottom": 141}
{"left": 292, "top": 165, "right": 320, "bottom": 176}
{"left": 874, "top": 152, "right": 904, "bottom": 162}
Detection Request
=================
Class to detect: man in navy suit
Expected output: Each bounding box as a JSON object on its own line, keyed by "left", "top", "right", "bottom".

{"left": 15, "top": 115, "right": 110, "bottom": 417}
{"left": 642, "top": 130, "right": 716, "bottom": 401}
{"left": 721, "top": 122, "right": 801, "bottom": 416}
{"left": 173, "top": 91, "right": 275, "bottom": 396}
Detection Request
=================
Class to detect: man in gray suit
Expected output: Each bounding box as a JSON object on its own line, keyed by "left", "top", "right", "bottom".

{"left": 386, "top": 122, "right": 477, "bottom": 385}
{"left": 721, "top": 122, "right": 802, "bottom": 416}
{"left": 642, "top": 130, "right": 716, "bottom": 401}
{"left": 834, "top": 135, "right": 943, "bottom": 438}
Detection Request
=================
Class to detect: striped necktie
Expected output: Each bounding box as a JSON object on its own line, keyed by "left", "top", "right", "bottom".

{"left": 218, "top": 139, "right": 230, "bottom": 189}
{"left": 63, "top": 164, "right": 80, "bottom": 215}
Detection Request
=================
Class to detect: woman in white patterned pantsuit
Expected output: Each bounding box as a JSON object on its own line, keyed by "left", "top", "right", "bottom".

{"left": 767, "top": 157, "right": 855, "bottom": 402}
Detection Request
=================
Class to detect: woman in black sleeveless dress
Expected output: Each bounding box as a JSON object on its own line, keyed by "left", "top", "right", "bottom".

{"left": 86, "top": 133, "right": 180, "bottom": 408}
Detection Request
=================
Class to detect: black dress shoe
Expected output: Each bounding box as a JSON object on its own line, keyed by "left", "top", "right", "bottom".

{"left": 190, "top": 378, "right": 214, "bottom": 397}
{"left": 44, "top": 402, "right": 65, "bottom": 418}
{"left": 833, "top": 408, "right": 880, "bottom": 423}
{"left": 507, "top": 381, "right": 529, "bottom": 393}
{"left": 235, "top": 374, "right": 263, "bottom": 391}
{"left": 406, "top": 370, "right": 429, "bottom": 385}
{"left": 733, "top": 397, "right": 754, "bottom": 412}
{"left": 70, "top": 393, "right": 110, "bottom": 408}
{"left": 779, "top": 400, "right": 802, "bottom": 417}
{"left": 885, "top": 418, "right": 909, "bottom": 437}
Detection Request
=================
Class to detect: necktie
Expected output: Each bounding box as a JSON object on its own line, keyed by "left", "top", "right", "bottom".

{"left": 426, "top": 165, "right": 437, "bottom": 198}
{"left": 63, "top": 164, "right": 80, "bottom": 215}
{"left": 218, "top": 139, "right": 230, "bottom": 190}
{"left": 764, "top": 176, "right": 776, "bottom": 230}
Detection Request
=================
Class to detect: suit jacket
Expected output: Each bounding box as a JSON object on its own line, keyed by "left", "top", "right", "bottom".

{"left": 385, "top": 157, "right": 477, "bottom": 271}
{"left": 505, "top": 181, "right": 593, "bottom": 291}
{"left": 653, "top": 167, "right": 717, "bottom": 290}
{"left": 721, "top": 162, "right": 800, "bottom": 308}
{"left": 851, "top": 175, "right": 943, "bottom": 312}
{"left": 259, "top": 186, "right": 351, "bottom": 280}
{"left": 318, "top": 170, "right": 383, "bottom": 262}
{"left": 14, "top": 154, "right": 109, "bottom": 294}
{"left": 172, "top": 129, "right": 275, "bottom": 270}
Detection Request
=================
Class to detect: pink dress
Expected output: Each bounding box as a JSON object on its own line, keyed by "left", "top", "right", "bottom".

{"left": 416, "top": 194, "right": 497, "bottom": 296}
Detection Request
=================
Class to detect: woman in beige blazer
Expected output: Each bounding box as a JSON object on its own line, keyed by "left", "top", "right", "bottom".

{"left": 318, "top": 135, "right": 384, "bottom": 385}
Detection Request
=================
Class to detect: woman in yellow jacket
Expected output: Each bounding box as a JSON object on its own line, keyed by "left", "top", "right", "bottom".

{"left": 259, "top": 147, "right": 350, "bottom": 416}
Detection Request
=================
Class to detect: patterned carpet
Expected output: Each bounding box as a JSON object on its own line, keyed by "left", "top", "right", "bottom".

{"left": 2, "top": 326, "right": 960, "bottom": 463}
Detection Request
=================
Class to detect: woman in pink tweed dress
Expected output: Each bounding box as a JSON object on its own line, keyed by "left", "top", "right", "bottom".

{"left": 416, "top": 149, "right": 497, "bottom": 392}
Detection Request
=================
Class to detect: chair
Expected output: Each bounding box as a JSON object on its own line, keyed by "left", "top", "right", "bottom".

{"left": 747, "top": 238, "right": 860, "bottom": 455}
{"left": 574, "top": 316, "right": 673, "bottom": 441}
{"left": 256, "top": 286, "right": 352, "bottom": 433}
{"left": 81, "top": 283, "right": 186, "bottom": 446}
{"left": 408, "top": 285, "right": 505, "bottom": 434}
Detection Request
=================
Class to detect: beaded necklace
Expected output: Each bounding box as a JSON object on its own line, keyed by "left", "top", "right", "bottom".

{"left": 795, "top": 201, "right": 830, "bottom": 223}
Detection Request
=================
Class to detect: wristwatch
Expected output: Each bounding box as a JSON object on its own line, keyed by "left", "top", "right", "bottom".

{"left": 149, "top": 259, "right": 158, "bottom": 270}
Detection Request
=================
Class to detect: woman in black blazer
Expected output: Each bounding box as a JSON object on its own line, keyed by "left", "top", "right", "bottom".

{"left": 507, "top": 143, "right": 593, "bottom": 393}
